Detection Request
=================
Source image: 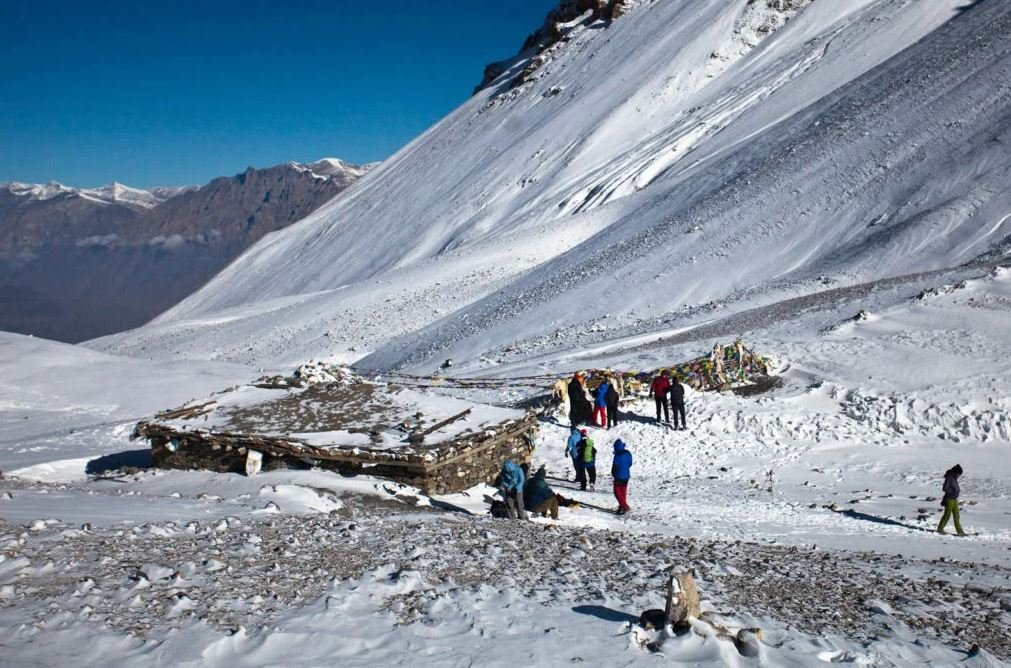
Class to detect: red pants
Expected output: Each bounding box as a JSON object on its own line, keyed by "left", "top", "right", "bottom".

{"left": 593, "top": 406, "right": 607, "bottom": 427}
{"left": 613, "top": 480, "right": 629, "bottom": 511}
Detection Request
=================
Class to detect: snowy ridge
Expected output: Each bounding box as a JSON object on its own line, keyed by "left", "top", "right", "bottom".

{"left": 3, "top": 180, "right": 192, "bottom": 209}
{"left": 287, "top": 157, "right": 375, "bottom": 181}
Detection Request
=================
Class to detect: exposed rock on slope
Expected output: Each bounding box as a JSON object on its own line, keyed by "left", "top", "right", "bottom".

{"left": 475, "top": 0, "right": 636, "bottom": 93}
{"left": 475, "top": 0, "right": 815, "bottom": 94}
{"left": 0, "top": 160, "right": 370, "bottom": 342}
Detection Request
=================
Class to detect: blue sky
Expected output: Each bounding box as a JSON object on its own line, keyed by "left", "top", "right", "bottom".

{"left": 0, "top": 0, "right": 556, "bottom": 188}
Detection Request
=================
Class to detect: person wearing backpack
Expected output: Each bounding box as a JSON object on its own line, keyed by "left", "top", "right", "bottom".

{"left": 669, "top": 376, "right": 687, "bottom": 430}
{"left": 580, "top": 432, "right": 597, "bottom": 491}
{"left": 565, "top": 426, "right": 583, "bottom": 481}
{"left": 611, "top": 439, "right": 633, "bottom": 514}
{"left": 605, "top": 376, "right": 620, "bottom": 428}
{"left": 937, "top": 464, "right": 965, "bottom": 536}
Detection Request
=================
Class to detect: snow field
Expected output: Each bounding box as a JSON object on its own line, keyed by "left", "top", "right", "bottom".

{"left": 2, "top": 485, "right": 1009, "bottom": 666}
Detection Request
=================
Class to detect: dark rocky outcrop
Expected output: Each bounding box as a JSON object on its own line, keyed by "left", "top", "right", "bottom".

{"left": 474, "top": 0, "right": 630, "bottom": 93}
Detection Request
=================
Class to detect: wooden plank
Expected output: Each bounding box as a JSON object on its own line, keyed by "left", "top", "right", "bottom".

{"left": 155, "top": 401, "right": 217, "bottom": 420}
{"left": 408, "top": 409, "right": 472, "bottom": 443}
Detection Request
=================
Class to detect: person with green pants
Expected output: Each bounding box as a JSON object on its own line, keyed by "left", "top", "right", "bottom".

{"left": 937, "top": 464, "right": 965, "bottom": 536}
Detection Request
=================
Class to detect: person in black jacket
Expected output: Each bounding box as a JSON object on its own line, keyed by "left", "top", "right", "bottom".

{"left": 669, "top": 376, "right": 687, "bottom": 430}
{"left": 937, "top": 464, "right": 965, "bottom": 536}
{"left": 605, "top": 376, "right": 620, "bottom": 428}
{"left": 567, "top": 373, "right": 592, "bottom": 426}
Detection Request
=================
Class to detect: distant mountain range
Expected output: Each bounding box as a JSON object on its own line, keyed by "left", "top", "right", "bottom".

{"left": 0, "top": 158, "right": 372, "bottom": 342}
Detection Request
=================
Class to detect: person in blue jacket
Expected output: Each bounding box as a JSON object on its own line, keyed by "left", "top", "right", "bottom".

{"left": 498, "top": 460, "right": 528, "bottom": 520}
{"left": 566, "top": 426, "right": 584, "bottom": 482}
{"left": 611, "top": 439, "right": 633, "bottom": 515}
{"left": 593, "top": 380, "right": 610, "bottom": 427}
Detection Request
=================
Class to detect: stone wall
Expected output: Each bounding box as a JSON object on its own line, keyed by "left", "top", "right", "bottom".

{"left": 143, "top": 417, "right": 537, "bottom": 495}
{"left": 419, "top": 430, "right": 535, "bottom": 495}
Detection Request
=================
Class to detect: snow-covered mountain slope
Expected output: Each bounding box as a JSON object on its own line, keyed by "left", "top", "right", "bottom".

{"left": 0, "top": 332, "right": 250, "bottom": 471}
{"left": 95, "top": 0, "right": 1011, "bottom": 375}
{"left": 290, "top": 157, "right": 375, "bottom": 183}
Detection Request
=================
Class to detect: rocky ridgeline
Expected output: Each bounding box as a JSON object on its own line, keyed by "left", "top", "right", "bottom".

{"left": 474, "top": 0, "right": 819, "bottom": 94}
{"left": 474, "top": 0, "right": 634, "bottom": 93}
{"left": 1, "top": 484, "right": 1008, "bottom": 658}
{"left": 0, "top": 159, "right": 371, "bottom": 341}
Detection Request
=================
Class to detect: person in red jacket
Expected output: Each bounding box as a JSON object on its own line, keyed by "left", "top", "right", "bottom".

{"left": 649, "top": 370, "right": 671, "bottom": 424}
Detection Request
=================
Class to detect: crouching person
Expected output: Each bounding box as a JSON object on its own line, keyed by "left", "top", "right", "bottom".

{"left": 498, "top": 460, "right": 528, "bottom": 520}
{"left": 524, "top": 466, "right": 559, "bottom": 520}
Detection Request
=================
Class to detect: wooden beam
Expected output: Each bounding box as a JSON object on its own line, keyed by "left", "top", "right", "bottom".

{"left": 408, "top": 409, "right": 472, "bottom": 443}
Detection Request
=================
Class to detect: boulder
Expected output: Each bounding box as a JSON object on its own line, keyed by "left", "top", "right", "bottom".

{"left": 611, "top": 0, "right": 630, "bottom": 20}
{"left": 665, "top": 571, "right": 701, "bottom": 624}
{"left": 735, "top": 628, "right": 763, "bottom": 657}
{"left": 639, "top": 608, "right": 666, "bottom": 630}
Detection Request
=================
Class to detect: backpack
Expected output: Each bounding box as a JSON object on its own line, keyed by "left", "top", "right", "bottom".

{"left": 582, "top": 438, "right": 597, "bottom": 464}
{"left": 670, "top": 382, "right": 685, "bottom": 402}
{"left": 606, "top": 384, "right": 619, "bottom": 404}
{"left": 489, "top": 500, "right": 511, "bottom": 518}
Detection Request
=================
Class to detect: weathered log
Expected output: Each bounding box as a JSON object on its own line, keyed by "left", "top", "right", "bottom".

{"left": 155, "top": 401, "right": 217, "bottom": 420}
{"left": 408, "top": 409, "right": 472, "bottom": 443}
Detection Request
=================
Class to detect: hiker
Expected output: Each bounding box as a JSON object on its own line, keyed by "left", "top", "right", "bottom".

{"left": 593, "top": 379, "right": 610, "bottom": 427}
{"left": 649, "top": 370, "right": 672, "bottom": 424}
{"left": 497, "top": 460, "right": 528, "bottom": 520}
{"left": 568, "top": 373, "right": 592, "bottom": 426}
{"left": 574, "top": 429, "right": 590, "bottom": 489}
{"left": 669, "top": 375, "right": 687, "bottom": 430}
{"left": 937, "top": 464, "right": 965, "bottom": 536}
{"left": 605, "top": 377, "right": 620, "bottom": 428}
{"left": 580, "top": 431, "right": 597, "bottom": 491}
{"left": 565, "top": 426, "right": 583, "bottom": 481}
{"left": 524, "top": 466, "right": 559, "bottom": 519}
{"left": 612, "top": 439, "right": 633, "bottom": 514}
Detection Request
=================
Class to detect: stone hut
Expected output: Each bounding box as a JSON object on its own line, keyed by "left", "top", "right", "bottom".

{"left": 133, "top": 371, "right": 538, "bottom": 496}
